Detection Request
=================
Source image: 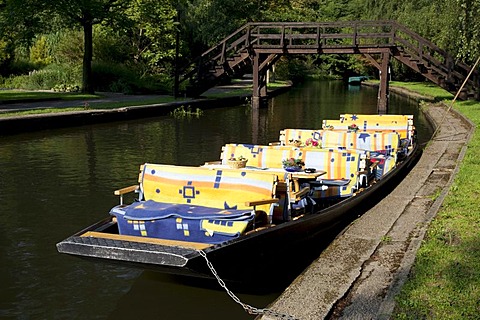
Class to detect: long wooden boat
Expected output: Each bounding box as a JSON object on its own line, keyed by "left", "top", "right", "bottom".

{"left": 56, "top": 114, "right": 421, "bottom": 289}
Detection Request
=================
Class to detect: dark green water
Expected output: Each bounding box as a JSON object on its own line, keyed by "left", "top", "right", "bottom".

{"left": 0, "top": 81, "right": 432, "bottom": 319}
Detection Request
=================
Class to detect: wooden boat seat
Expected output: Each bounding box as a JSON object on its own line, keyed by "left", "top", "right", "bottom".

{"left": 220, "top": 143, "right": 371, "bottom": 199}
{"left": 321, "top": 130, "right": 400, "bottom": 155}
{"left": 111, "top": 164, "right": 279, "bottom": 244}
{"left": 340, "top": 113, "right": 415, "bottom": 148}
{"left": 278, "top": 128, "right": 323, "bottom": 146}
{"left": 322, "top": 118, "right": 407, "bottom": 137}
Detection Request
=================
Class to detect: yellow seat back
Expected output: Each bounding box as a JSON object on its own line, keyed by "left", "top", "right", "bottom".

{"left": 321, "top": 130, "right": 400, "bottom": 156}
{"left": 221, "top": 144, "right": 302, "bottom": 169}
{"left": 280, "top": 129, "right": 323, "bottom": 146}
{"left": 141, "top": 163, "right": 277, "bottom": 214}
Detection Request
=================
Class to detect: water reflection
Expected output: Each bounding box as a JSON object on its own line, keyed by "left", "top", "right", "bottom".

{"left": 108, "top": 272, "right": 278, "bottom": 320}
{"left": 0, "top": 80, "right": 432, "bottom": 319}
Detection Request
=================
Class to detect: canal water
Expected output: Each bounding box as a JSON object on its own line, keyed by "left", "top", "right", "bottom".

{"left": 0, "top": 81, "right": 432, "bottom": 319}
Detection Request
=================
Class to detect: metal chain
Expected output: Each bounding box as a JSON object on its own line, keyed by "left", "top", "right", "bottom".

{"left": 197, "top": 250, "right": 299, "bottom": 320}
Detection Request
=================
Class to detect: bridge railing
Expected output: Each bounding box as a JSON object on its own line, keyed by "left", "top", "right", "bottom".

{"left": 247, "top": 21, "right": 396, "bottom": 49}
{"left": 179, "top": 21, "right": 399, "bottom": 88}
{"left": 179, "top": 20, "right": 478, "bottom": 96}
{"left": 179, "top": 24, "right": 253, "bottom": 87}
{"left": 390, "top": 21, "right": 477, "bottom": 88}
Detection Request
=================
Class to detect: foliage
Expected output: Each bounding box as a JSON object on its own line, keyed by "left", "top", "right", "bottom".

{"left": 275, "top": 56, "right": 311, "bottom": 83}
{"left": 29, "top": 35, "right": 53, "bottom": 66}
{"left": 92, "top": 26, "right": 132, "bottom": 64}
{"left": 52, "top": 30, "right": 85, "bottom": 65}
{"left": 125, "top": 0, "right": 177, "bottom": 71}
{"left": 1, "top": 63, "right": 81, "bottom": 90}
{"left": 92, "top": 61, "right": 145, "bottom": 94}
{"left": 170, "top": 105, "right": 203, "bottom": 119}
{"left": 2, "top": 0, "right": 480, "bottom": 90}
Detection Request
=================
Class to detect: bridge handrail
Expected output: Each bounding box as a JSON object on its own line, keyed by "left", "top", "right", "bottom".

{"left": 179, "top": 20, "right": 478, "bottom": 95}
{"left": 391, "top": 21, "right": 478, "bottom": 86}
{"left": 179, "top": 24, "right": 253, "bottom": 85}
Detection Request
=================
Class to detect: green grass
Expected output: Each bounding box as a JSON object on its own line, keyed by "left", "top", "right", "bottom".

{"left": 390, "top": 81, "right": 454, "bottom": 101}
{"left": 392, "top": 84, "right": 480, "bottom": 319}
{"left": 0, "top": 82, "right": 292, "bottom": 118}
{"left": 367, "top": 80, "right": 455, "bottom": 102}
{"left": 0, "top": 95, "right": 180, "bottom": 118}
{"left": 0, "top": 89, "right": 99, "bottom": 101}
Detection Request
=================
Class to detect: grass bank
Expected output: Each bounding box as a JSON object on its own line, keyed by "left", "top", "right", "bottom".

{"left": 390, "top": 82, "right": 480, "bottom": 319}
{"left": 0, "top": 90, "right": 99, "bottom": 101}
{"left": 0, "top": 81, "right": 290, "bottom": 118}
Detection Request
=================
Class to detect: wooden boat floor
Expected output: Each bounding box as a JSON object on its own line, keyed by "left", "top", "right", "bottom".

{"left": 81, "top": 231, "right": 212, "bottom": 250}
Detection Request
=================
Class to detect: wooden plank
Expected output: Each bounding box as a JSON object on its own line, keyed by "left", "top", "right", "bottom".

{"left": 81, "top": 231, "right": 212, "bottom": 250}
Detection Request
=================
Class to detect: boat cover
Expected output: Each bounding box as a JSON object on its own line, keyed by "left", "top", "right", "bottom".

{"left": 111, "top": 200, "right": 254, "bottom": 244}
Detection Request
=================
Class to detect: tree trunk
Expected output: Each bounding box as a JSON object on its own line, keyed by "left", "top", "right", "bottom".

{"left": 82, "top": 21, "right": 94, "bottom": 94}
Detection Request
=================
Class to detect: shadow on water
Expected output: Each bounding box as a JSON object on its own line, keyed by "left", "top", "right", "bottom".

{"left": 107, "top": 271, "right": 280, "bottom": 320}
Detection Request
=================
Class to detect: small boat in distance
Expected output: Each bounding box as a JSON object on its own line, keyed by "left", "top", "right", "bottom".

{"left": 56, "top": 114, "right": 421, "bottom": 288}
{"left": 348, "top": 75, "right": 369, "bottom": 85}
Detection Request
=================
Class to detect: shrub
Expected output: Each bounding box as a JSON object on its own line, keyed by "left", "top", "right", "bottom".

{"left": 92, "top": 62, "right": 172, "bottom": 94}
{"left": 275, "top": 57, "right": 311, "bottom": 83}
{"left": 2, "top": 64, "right": 81, "bottom": 90}
{"left": 29, "top": 35, "right": 54, "bottom": 66}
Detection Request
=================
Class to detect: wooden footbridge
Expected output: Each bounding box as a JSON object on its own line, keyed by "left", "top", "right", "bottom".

{"left": 177, "top": 20, "right": 480, "bottom": 111}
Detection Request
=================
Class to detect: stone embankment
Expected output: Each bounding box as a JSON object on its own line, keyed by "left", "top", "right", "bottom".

{"left": 261, "top": 101, "right": 473, "bottom": 319}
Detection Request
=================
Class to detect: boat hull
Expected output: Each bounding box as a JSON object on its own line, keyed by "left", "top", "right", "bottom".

{"left": 57, "top": 145, "right": 422, "bottom": 287}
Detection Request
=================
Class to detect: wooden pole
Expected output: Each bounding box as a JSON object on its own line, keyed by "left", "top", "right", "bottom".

{"left": 377, "top": 51, "right": 390, "bottom": 114}
{"left": 252, "top": 51, "right": 260, "bottom": 109}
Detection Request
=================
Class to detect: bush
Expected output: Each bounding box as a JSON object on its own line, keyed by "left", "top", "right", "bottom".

{"left": 1, "top": 60, "right": 173, "bottom": 93}
{"left": 92, "top": 62, "right": 140, "bottom": 94}
{"left": 92, "top": 62, "right": 172, "bottom": 94}
{"left": 1, "top": 64, "right": 81, "bottom": 90}
{"left": 7, "top": 59, "right": 39, "bottom": 76}
{"left": 275, "top": 57, "right": 311, "bottom": 83}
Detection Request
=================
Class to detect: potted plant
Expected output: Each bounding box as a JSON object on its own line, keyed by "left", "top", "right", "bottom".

{"left": 305, "top": 138, "right": 320, "bottom": 148}
{"left": 347, "top": 123, "right": 359, "bottom": 132}
{"left": 288, "top": 139, "right": 302, "bottom": 147}
{"left": 228, "top": 156, "right": 248, "bottom": 168}
{"left": 282, "top": 157, "right": 305, "bottom": 172}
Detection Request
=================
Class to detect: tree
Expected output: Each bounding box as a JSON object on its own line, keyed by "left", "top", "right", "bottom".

{"left": 44, "top": 0, "right": 130, "bottom": 93}
{"left": 125, "top": 0, "right": 177, "bottom": 72}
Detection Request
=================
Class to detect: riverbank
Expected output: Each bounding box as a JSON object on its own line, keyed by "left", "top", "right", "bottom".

{"left": 261, "top": 87, "right": 478, "bottom": 319}
{"left": 0, "top": 80, "right": 290, "bottom": 135}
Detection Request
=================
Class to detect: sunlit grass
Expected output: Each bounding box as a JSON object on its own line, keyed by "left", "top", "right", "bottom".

{"left": 367, "top": 80, "right": 455, "bottom": 102}
{"left": 0, "top": 82, "right": 292, "bottom": 117}
{"left": 0, "top": 96, "right": 180, "bottom": 118}
{"left": 392, "top": 83, "right": 480, "bottom": 319}
{"left": 0, "top": 89, "right": 99, "bottom": 101}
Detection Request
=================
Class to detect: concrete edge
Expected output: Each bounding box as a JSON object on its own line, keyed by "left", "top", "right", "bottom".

{"left": 259, "top": 88, "right": 475, "bottom": 320}
{"left": 375, "top": 102, "right": 475, "bottom": 318}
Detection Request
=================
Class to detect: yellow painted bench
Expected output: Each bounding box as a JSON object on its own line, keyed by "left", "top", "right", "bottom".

{"left": 111, "top": 164, "right": 279, "bottom": 243}
{"left": 321, "top": 130, "right": 400, "bottom": 157}
{"left": 220, "top": 143, "right": 370, "bottom": 198}
{"left": 278, "top": 128, "right": 323, "bottom": 146}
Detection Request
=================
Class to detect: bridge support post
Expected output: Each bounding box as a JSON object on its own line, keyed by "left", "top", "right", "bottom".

{"left": 378, "top": 52, "right": 390, "bottom": 114}
{"left": 252, "top": 52, "right": 268, "bottom": 109}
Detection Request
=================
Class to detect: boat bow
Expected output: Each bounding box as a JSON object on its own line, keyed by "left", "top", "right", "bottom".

{"left": 56, "top": 234, "right": 200, "bottom": 268}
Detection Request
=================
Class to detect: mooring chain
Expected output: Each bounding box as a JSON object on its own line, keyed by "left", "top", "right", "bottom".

{"left": 197, "top": 250, "right": 299, "bottom": 320}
